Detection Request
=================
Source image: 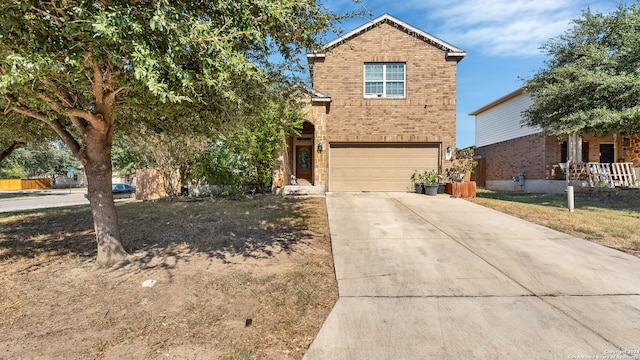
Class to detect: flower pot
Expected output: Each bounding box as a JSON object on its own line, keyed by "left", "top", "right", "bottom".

{"left": 414, "top": 183, "right": 425, "bottom": 194}
{"left": 437, "top": 183, "right": 445, "bottom": 194}
{"left": 444, "top": 182, "right": 476, "bottom": 198}
{"left": 424, "top": 184, "right": 439, "bottom": 196}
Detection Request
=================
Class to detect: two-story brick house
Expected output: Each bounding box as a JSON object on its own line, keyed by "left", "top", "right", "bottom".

{"left": 277, "top": 14, "right": 466, "bottom": 193}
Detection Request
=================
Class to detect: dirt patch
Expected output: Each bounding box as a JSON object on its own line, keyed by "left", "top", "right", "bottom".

{"left": 0, "top": 196, "right": 336, "bottom": 359}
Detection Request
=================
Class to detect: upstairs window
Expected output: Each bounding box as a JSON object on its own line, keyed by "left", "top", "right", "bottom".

{"left": 364, "top": 63, "right": 405, "bottom": 98}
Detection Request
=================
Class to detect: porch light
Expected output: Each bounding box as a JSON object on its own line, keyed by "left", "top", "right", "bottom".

{"left": 317, "top": 141, "right": 323, "bottom": 152}
{"left": 445, "top": 145, "right": 453, "bottom": 161}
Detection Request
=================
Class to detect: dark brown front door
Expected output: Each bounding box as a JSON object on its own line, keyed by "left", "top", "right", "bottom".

{"left": 600, "top": 144, "right": 615, "bottom": 163}
{"left": 296, "top": 145, "right": 313, "bottom": 183}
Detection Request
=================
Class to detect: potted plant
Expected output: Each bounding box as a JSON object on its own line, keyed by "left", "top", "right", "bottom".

{"left": 411, "top": 170, "right": 425, "bottom": 194}
{"left": 437, "top": 165, "right": 448, "bottom": 194}
{"left": 423, "top": 170, "right": 439, "bottom": 196}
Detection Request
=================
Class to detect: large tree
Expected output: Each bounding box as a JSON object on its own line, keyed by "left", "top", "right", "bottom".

{"left": 0, "top": 1, "right": 343, "bottom": 265}
{"left": 523, "top": 2, "right": 640, "bottom": 136}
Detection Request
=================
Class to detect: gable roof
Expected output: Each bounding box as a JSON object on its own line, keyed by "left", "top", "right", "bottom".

{"left": 310, "top": 14, "right": 466, "bottom": 62}
{"left": 469, "top": 88, "right": 525, "bottom": 116}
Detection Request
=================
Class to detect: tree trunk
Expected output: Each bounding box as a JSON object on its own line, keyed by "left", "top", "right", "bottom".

{"left": 6, "top": 59, "right": 130, "bottom": 266}
{"left": 83, "top": 135, "right": 129, "bottom": 266}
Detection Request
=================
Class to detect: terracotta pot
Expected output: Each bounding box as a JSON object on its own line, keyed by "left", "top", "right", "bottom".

{"left": 444, "top": 181, "right": 476, "bottom": 198}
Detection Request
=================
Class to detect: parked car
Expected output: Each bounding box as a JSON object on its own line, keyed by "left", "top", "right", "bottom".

{"left": 111, "top": 183, "right": 136, "bottom": 198}
{"left": 84, "top": 183, "right": 136, "bottom": 199}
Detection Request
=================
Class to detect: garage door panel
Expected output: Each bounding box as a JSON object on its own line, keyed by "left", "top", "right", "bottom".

{"left": 330, "top": 144, "right": 439, "bottom": 192}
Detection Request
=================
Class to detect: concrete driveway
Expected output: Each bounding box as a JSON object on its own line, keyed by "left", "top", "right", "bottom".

{"left": 304, "top": 192, "right": 640, "bottom": 359}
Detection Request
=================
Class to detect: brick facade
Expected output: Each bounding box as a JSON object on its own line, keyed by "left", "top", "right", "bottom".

{"left": 477, "top": 133, "right": 640, "bottom": 182}
{"left": 310, "top": 21, "right": 458, "bottom": 162}
{"left": 475, "top": 133, "right": 553, "bottom": 180}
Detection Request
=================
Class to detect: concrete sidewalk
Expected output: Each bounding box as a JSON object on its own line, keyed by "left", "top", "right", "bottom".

{"left": 303, "top": 192, "right": 640, "bottom": 359}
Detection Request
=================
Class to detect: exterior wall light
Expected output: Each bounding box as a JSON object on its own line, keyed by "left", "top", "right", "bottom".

{"left": 317, "top": 142, "right": 323, "bottom": 152}
{"left": 445, "top": 145, "right": 453, "bottom": 161}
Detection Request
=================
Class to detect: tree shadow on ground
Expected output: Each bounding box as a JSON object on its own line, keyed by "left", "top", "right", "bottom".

{"left": 0, "top": 196, "right": 322, "bottom": 273}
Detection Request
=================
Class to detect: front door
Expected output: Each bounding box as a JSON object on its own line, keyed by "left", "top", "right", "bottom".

{"left": 600, "top": 144, "right": 615, "bottom": 163}
{"left": 296, "top": 145, "right": 313, "bottom": 184}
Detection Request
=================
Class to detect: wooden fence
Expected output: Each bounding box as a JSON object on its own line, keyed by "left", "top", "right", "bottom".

{"left": 0, "top": 178, "right": 51, "bottom": 191}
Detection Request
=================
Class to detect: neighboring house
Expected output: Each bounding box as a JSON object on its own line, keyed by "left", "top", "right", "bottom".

{"left": 276, "top": 14, "right": 466, "bottom": 193}
{"left": 470, "top": 88, "right": 640, "bottom": 193}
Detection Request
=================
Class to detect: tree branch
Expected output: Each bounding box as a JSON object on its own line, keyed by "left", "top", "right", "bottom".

{"left": 35, "top": 93, "right": 97, "bottom": 134}
{"left": 42, "top": 78, "right": 75, "bottom": 108}
{"left": 84, "top": 53, "right": 105, "bottom": 103}
{"left": 66, "top": 108, "right": 102, "bottom": 127}
{"left": 5, "top": 95, "right": 83, "bottom": 157}
{"left": 104, "top": 87, "right": 128, "bottom": 107}
{"left": 0, "top": 141, "right": 27, "bottom": 164}
{"left": 10, "top": 104, "right": 49, "bottom": 122}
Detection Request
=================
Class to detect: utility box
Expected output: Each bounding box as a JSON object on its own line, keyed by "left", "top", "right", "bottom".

{"left": 513, "top": 172, "right": 525, "bottom": 191}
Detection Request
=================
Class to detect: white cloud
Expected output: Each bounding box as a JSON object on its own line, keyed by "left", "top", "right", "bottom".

{"left": 404, "top": 0, "right": 585, "bottom": 56}
{"left": 327, "top": 0, "right": 623, "bottom": 57}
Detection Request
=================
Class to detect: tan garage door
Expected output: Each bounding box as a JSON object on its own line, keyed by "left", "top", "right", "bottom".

{"left": 329, "top": 144, "right": 440, "bottom": 192}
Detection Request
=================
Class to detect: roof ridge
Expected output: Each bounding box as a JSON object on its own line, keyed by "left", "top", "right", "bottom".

{"left": 315, "top": 14, "right": 466, "bottom": 61}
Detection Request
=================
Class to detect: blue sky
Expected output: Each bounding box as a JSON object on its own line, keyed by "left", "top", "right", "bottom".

{"left": 317, "top": 0, "right": 628, "bottom": 148}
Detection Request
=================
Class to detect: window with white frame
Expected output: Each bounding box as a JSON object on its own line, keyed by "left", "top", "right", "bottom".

{"left": 364, "top": 63, "right": 405, "bottom": 98}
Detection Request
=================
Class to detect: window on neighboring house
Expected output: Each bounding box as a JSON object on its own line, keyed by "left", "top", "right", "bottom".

{"left": 364, "top": 63, "right": 405, "bottom": 98}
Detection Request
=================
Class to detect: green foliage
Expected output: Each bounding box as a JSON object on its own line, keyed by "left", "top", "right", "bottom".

{"left": 0, "top": 0, "right": 348, "bottom": 179}
{"left": 0, "top": 113, "right": 57, "bottom": 164}
{"left": 195, "top": 137, "right": 251, "bottom": 194}
{"left": 195, "top": 98, "right": 304, "bottom": 193}
{"left": 411, "top": 169, "right": 439, "bottom": 184}
{"left": 0, "top": 161, "right": 27, "bottom": 179}
{"left": 444, "top": 147, "right": 477, "bottom": 182}
{"left": 423, "top": 170, "right": 439, "bottom": 185}
{"left": 0, "top": 142, "right": 79, "bottom": 179}
{"left": 524, "top": 3, "right": 640, "bottom": 136}
{"left": 111, "top": 137, "right": 141, "bottom": 178}
{"left": 0, "top": 1, "right": 348, "bottom": 124}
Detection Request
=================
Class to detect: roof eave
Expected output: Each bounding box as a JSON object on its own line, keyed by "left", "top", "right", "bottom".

{"left": 306, "top": 53, "right": 326, "bottom": 62}
{"left": 446, "top": 52, "right": 467, "bottom": 62}
{"left": 469, "top": 88, "right": 526, "bottom": 116}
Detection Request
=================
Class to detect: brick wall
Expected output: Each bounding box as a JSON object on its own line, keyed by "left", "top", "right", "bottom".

{"left": 476, "top": 133, "right": 552, "bottom": 180}
{"left": 310, "top": 22, "right": 458, "bottom": 163}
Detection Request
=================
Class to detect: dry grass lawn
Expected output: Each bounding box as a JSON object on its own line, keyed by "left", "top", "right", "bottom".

{"left": 0, "top": 196, "right": 336, "bottom": 359}
{"left": 468, "top": 189, "right": 640, "bottom": 258}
